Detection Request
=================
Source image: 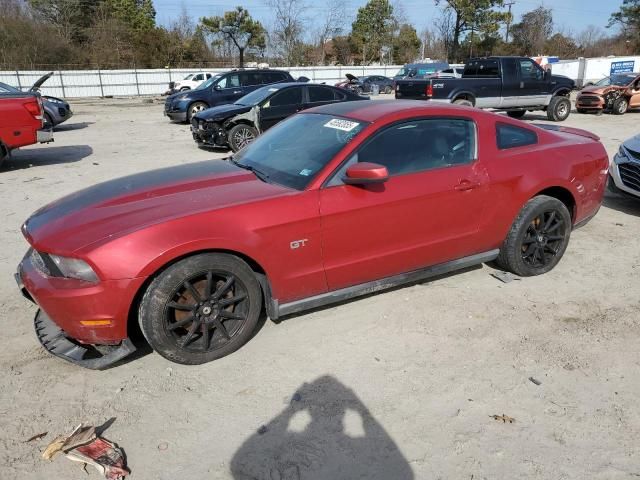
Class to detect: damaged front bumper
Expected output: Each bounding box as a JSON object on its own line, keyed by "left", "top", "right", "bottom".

{"left": 34, "top": 309, "right": 136, "bottom": 370}
{"left": 15, "top": 256, "right": 138, "bottom": 370}
{"left": 191, "top": 119, "right": 228, "bottom": 147}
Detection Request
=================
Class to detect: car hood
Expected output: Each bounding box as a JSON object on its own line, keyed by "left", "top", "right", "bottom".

{"left": 622, "top": 134, "right": 640, "bottom": 154}
{"left": 30, "top": 72, "right": 53, "bottom": 92}
{"left": 551, "top": 74, "right": 575, "bottom": 87}
{"left": 195, "top": 103, "right": 252, "bottom": 121}
{"left": 580, "top": 85, "right": 623, "bottom": 94}
{"left": 23, "top": 160, "right": 292, "bottom": 253}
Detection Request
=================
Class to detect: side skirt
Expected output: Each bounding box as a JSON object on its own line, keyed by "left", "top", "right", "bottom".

{"left": 273, "top": 249, "right": 500, "bottom": 319}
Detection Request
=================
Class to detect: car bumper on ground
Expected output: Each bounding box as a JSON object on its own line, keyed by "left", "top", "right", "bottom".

{"left": 16, "top": 250, "right": 145, "bottom": 369}
{"left": 36, "top": 129, "right": 54, "bottom": 143}
{"left": 610, "top": 152, "right": 640, "bottom": 198}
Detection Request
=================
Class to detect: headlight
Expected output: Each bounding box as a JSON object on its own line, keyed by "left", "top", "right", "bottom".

{"left": 616, "top": 145, "right": 628, "bottom": 160}
{"left": 49, "top": 254, "right": 99, "bottom": 282}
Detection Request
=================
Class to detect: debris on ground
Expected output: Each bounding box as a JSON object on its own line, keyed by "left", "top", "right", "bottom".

{"left": 529, "top": 376, "right": 542, "bottom": 386}
{"left": 490, "top": 414, "right": 516, "bottom": 423}
{"left": 257, "top": 425, "right": 268, "bottom": 435}
{"left": 490, "top": 271, "right": 521, "bottom": 284}
{"left": 24, "top": 432, "right": 48, "bottom": 443}
{"left": 41, "top": 424, "right": 129, "bottom": 479}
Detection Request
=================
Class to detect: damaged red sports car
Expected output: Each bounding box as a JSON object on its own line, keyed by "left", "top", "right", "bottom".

{"left": 16, "top": 101, "right": 609, "bottom": 368}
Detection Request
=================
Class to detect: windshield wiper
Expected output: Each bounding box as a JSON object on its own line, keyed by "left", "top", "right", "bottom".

{"left": 229, "top": 158, "right": 270, "bottom": 183}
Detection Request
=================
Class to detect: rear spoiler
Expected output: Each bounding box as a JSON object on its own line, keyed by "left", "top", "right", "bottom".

{"left": 532, "top": 123, "right": 600, "bottom": 141}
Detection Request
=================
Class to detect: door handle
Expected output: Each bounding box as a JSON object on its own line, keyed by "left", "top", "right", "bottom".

{"left": 520, "top": 81, "right": 524, "bottom": 88}
{"left": 454, "top": 180, "right": 480, "bottom": 191}
{"left": 233, "top": 90, "right": 242, "bottom": 94}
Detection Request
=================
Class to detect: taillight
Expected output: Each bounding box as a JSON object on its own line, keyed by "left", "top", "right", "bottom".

{"left": 24, "top": 99, "right": 44, "bottom": 122}
{"left": 425, "top": 84, "right": 433, "bottom": 97}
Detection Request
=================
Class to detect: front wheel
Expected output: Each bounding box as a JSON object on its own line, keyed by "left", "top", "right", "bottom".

{"left": 495, "top": 195, "right": 572, "bottom": 277}
{"left": 139, "top": 253, "right": 263, "bottom": 365}
{"left": 187, "top": 102, "right": 208, "bottom": 122}
{"left": 546, "top": 96, "right": 571, "bottom": 121}
{"left": 383, "top": 85, "right": 392, "bottom": 94}
{"left": 228, "top": 124, "right": 258, "bottom": 152}
{"left": 612, "top": 97, "right": 628, "bottom": 115}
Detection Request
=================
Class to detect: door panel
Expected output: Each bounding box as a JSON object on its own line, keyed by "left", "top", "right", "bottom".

{"left": 517, "top": 59, "right": 549, "bottom": 106}
{"left": 500, "top": 58, "right": 521, "bottom": 108}
{"left": 259, "top": 87, "right": 303, "bottom": 131}
{"left": 214, "top": 73, "right": 243, "bottom": 105}
{"left": 319, "top": 118, "right": 488, "bottom": 291}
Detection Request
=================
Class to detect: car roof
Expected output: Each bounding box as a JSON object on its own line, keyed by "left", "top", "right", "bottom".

{"left": 304, "top": 99, "right": 485, "bottom": 123}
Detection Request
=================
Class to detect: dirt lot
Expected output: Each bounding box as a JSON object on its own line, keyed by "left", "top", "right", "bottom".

{"left": 1, "top": 97, "right": 639, "bottom": 480}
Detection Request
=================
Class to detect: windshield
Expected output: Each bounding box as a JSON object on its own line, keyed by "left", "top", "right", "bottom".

{"left": 595, "top": 74, "right": 635, "bottom": 87}
{"left": 184, "top": 74, "right": 194, "bottom": 80}
{"left": 196, "top": 74, "right": 223, "bottom": 90}
{"left": 233, "top": 113, "right": 367, "bottom": 190}
{"left": 395, "top": 68, "right": 408, "bottom": 77}
{"left": 235, "top": 85, "right": 281, "bottom": 106}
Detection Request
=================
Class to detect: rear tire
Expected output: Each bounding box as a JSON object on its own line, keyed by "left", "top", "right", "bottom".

{"left": 383, "top": 85, "right": 392, "bottom": 94}
{"left": 453, "top": 98, "right": 473, "bottom": 107}
{"left": 495, "top": 195, "right": 572, "bottom": 277}
{"left": 228, "top": 124, "right": 259, "bottom": 152}
{"left": 507, "top": 110, "right": 526, "bottom": 119}
{"left": 139, "top": 253, "right": 263, "bottom": 365}
{"left": 612, "top": 97, "right": 628, "bottom": 115}
{"left": 546, "top": 96, "right": 571, "bottom": 121}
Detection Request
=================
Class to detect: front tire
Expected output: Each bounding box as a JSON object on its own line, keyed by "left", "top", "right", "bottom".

{"left": 383, "top": 85, "right": 392, "bottom": 94}
{"left": 228, "top": 124, "right": 258, "bottom": 152}
{"left": 187, "top": 102, "right": 208, "bottom": 122}
{"left": 612, "top": 97, "right": 628, "bottom": 115}
{"left": 546, "top": 96, "right": 571, "bottom": 121}
{"left": 496, "top": 195, "right": 572, "bottom": 277}
{"left": 139, "top": 253, "right": 263, "bottom": 365}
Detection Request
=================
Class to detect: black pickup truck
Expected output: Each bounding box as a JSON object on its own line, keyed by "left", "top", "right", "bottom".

{"left": 395, "top": 56, "right": 575, "bottom": 121}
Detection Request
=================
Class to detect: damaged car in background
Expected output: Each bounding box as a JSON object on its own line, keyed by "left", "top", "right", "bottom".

{"left": 191, "top": 82, "right": 367, "bottom": 151}
{"left": 0, "top": 72, "right": 72, "bottom": 129}
{"left": 576, "top": 72, "right": 640, "bottom": 115}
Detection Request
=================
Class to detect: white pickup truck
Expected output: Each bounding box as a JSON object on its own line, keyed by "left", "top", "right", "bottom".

{"left": 170, "top": 72, "right": 216, "bottom": 92}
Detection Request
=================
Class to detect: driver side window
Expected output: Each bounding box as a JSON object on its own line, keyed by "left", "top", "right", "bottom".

{"left": 327, "top": 118, "right": 476, "bottom": 186}
{"left": 519, "top": 59, "right": 543, "bottom": 81}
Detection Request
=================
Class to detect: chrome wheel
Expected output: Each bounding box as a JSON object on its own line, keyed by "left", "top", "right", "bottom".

{"left": 233, "top": 127, "right": 255, "bottom": 149}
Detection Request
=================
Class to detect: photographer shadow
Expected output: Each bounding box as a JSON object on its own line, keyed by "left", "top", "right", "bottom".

{"left": 230, "top": 375, "right": 414, "bottom": 480}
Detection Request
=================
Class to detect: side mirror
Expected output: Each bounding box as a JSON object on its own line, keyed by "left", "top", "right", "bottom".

{"left": 213, "top": 84, "right": 222, "bottom": 91}
{"left": 342, "top": 162, "right": 389, "bottom": 185}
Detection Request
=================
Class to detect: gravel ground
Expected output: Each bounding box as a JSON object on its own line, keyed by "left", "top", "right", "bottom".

{"left": 0, "top": 96, "right": 639, "bottom": 480}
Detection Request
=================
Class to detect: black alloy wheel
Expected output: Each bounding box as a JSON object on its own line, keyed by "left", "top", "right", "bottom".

{"left": 496, "top": 195, "right": 571, "bottom": 276}
{"left": 139, "top": 253, "right": 262, "bottom": 364}
{"left": 520, "top": 210, "right": 566, "bottom": 269}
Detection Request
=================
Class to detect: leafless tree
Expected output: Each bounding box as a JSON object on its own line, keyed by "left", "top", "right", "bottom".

{"left": 268, "top": 0, "right": 307, "bottom": 66}
{"left": 314, "top": 0, "right": 344, "bottom": 65}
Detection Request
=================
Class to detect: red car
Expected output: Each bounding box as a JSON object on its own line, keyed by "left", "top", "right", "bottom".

{"left": 16, "top": 101, "right": 608, "bottom": 368}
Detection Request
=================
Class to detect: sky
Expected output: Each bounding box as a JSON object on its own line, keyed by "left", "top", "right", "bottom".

{"left": 153, "top": 0, "right": 624, "bottom": 38}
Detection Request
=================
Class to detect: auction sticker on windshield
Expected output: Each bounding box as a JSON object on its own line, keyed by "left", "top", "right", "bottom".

{"left": 324, "top": 118, "right": 360, "bottom": 131}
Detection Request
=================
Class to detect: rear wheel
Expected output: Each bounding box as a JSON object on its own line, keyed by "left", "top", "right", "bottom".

{"left": 507, "top": 110, "right": 526, "bottom": 119}
{"left": 453, "top": 98, "right": 473, "bottom": 107}
{"left": 383, "top": 85, "right": 392, "bottom": 94}
{"left": 546, "top": 96, "right": 571, "bottom": 121}
{"left": 228, "top": 124, "right": 258, "bottom": 152}
{"left": 612, "top": 97, "right": 628, "bottom": 115}
{"left": 187, "top": 102, "right": 208, "bottom": 122}
{"left": 179, "top": 87, "right": 190, "bottom": 92}
{"left": 139, "top": 253, "right": 263, "bottom": 365}
{"left": 496, "top": 195, "right": 572, "bottom": 277}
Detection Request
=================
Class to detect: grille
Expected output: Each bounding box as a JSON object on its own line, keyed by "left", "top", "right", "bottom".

{"left": 579, "top": 95, "right": 600, "bottom": 105}
{"left": 619, "top": 162, "right": 640, "bottom": 191}
{"left": 191, "top": 118, "right": 199, "bottom": 129}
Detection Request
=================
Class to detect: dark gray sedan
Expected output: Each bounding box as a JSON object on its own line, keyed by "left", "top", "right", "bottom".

{"left": 0, "top": 72, "right": 72, "bottom": 128}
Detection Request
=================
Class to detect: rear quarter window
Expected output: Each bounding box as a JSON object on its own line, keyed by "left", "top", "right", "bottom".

{"left": 496, "top": 123, "right": 538, "bottom": 149}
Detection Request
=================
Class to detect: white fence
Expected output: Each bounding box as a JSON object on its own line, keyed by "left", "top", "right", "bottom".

{"left": 2, "top": 56, "right": 637, "bottom": 98}
{"left": 0, "top": 65, "right": 404, "bottom": 99}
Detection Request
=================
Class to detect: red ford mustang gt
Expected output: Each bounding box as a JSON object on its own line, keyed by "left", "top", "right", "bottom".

{"left": 16, "top": 101, "right": 608, "bottom": 368}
